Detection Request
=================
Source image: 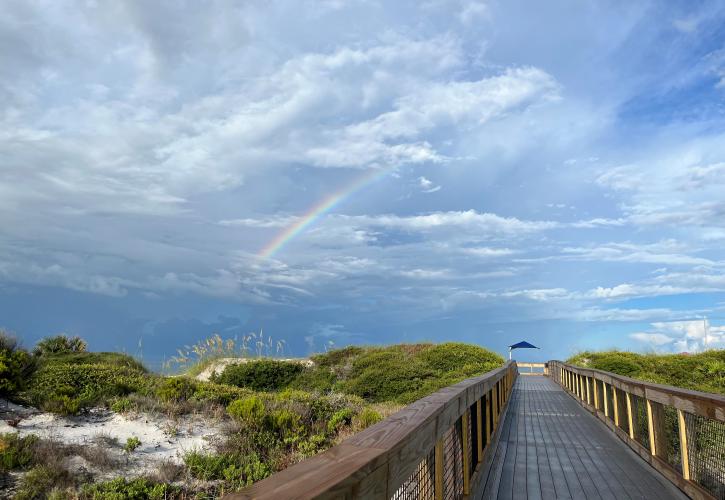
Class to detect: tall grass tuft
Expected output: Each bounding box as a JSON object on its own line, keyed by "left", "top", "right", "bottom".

{"left": 164, "top": 332, "right": 286, "bottom": 375}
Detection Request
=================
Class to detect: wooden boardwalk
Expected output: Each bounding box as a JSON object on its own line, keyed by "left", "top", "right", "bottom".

{"left": 478, "top": 376, "right": 688, "bottom": 500}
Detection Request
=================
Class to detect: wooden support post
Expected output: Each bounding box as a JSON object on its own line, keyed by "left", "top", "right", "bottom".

{"left": 677, "top": 409, "right": 690, "bottom": 481}
{"left": 585, "top": 376, "right": 591, "bottom": 405}
{"left": 580, "top": 375, "right": 585, "bottom": 400}
{"left": 603, "top": 383, "right": 609, "bottom": 417}
{"left": 612, "top": 386, "right": 620, "bottom": 427}
{"left": 593, "top": 378, "right": 599, "bottom": 410}
{"left": 462, "top": 412, "right": 470, "bottom": 495}
{"left": 476, "top": 398, "right": 483, "bottom": 460}
{"left": 646, "top": 399, "right": 655, "bottom": 454}
{"left": 625, "top": 392, "right": 635, "bottom": 440}
{"left": 435, "top": 438, "right": 444, "bottom": 500}
{"left": 486, "top": 391, "right": 492, "bottom": 439}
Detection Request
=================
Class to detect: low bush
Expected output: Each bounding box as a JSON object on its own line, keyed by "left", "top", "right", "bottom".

{"left": 80, "top": 477, "right": 178, "bottom": 500}
{"left": 0, "top": 433, "right": 39, "bottom": 470}
{"left": 124, "top": 436, "right": 141, "bottom": 453}
{"left": 25, "top": 361, "right": 151, "bottom": 415}
{"left": 215, "top": 360, "right": 304, "bottom": 391}
{"left": 33, "top": 335, "right": 87, "bottom": 357}
{"left": 14, "top": 464, "right": 74, "bottom": 500}
{"left": 227, "top": 396, "right": 265, "bottom": 427}
{"left": 155, "top": 377, "right": 197, "bottom": 402}
{"left": 183, "top": 451, "right": 271, "bottom": 487}
{"left": 0, "top": 330, "right": 36, "bottom": 398}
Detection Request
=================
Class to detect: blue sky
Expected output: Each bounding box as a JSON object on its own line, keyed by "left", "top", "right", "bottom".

{"left": 3, "top": 0, "right": 725, "bottom": 366}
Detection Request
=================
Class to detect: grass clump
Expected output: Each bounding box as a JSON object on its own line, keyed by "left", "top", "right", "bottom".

{"left": 567, "top": 350, "right": 725, "bottom": 394}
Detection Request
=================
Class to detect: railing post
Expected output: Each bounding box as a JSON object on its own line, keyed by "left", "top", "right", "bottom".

{"left": 612, "top": 386, "right": 620, "bottom": 427}
{"left": 435, "top": 438, "right": 444, "bottom": 500}
{"left": 625, "top": 392, "right": 635, "bottom": 440}
{"left": 647, "top": 400, "right": 666, "bottom": 459}
{"left": 677, "top": 409, "right": 690, "bottom": 481}
{"left": 585, "top": 376, "right": 591, "bottom": 405}
{"left": 593, "top": 378, "right": 599, "bottom": 410}
{"left": 476, "top": 398, "right": 483, "bottom": 461}
{"left": 603, "top": 383, "right": 609, "bottom": 418}
{"left": 579, "top": 375, "right": 585, "bottom": 400}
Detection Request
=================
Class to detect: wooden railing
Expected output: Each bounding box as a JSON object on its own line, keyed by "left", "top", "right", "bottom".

{"left": 550, "top": 361, "right": 725, "bottom": 500}
{"left": 517, "top": 362, "right": 547, "bottom": 376}
{"left": 232, "top": 361, "right": 518, "bottom": 499}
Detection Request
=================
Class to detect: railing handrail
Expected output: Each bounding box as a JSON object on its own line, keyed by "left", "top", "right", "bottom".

{"left": 231, "top": 360, "right": 517, "bottom": 499}
{"left": 551, "top": 360, "right": 725, "bottom": 500}
{"left": 552, "top": 360, "right": 725, "bottom": 421}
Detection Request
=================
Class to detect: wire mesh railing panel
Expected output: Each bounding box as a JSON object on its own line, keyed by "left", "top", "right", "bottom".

{"left": 443, "top": 421, "right": 464, "bottom": 500}
{"left": 595, "top": 379, "right": 604, "bottom": 410}
{"left": 390, "top": 447, "right": 436, "bottom": 500}
{"left": 468, "top": 404, "right": 476, "bottom": 475}
{"left": 684, "top": 411, "right": 725, "bottom": 499}
{"left": 616, "top": 390, "right": 629, "bottom": 433}
{"left": 662, "top": 405, "right": 682, "bottom": 473}
{"left": 630, "top": 394, "right": 649, "bottom": 450}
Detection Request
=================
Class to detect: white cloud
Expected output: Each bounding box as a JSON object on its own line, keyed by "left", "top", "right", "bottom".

{"left": 418, "top": 176, "right": 442, "bottom": 193}
{"left": 629, "top": 332, "right": 674, "bottom": 346}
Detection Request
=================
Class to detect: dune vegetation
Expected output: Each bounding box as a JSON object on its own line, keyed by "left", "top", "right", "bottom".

{"left": 0, "top": 331, "right": 503, "bottom": 498}
{"left": 567, "top": 350, "right": 725, "bottom": 394}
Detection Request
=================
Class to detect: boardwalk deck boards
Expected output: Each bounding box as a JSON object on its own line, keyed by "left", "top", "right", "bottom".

{"left": 476, "top": 376, "right": 687, "bottom": 500}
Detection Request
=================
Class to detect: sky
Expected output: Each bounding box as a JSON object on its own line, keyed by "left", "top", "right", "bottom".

{"left": 3, "top": 0, "right": 725, "bottom": 367}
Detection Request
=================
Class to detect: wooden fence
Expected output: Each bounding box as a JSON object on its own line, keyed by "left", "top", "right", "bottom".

{"left": 516, "top": 362, "right": 547, "bottom": 376}
{"left": 232, "top": 361, "right": 518, "bottom": 499}
{"left": 550, "top": 361, "right": 725, "bottom": 500}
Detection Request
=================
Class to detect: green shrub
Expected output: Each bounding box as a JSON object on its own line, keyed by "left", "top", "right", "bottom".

{"left": 110, "top": 397, "right": 133, "bottom": 413}
{"left": 0, "top": 433, "right": 39, "bottom": 470}
{"left": 268, "top": 409, "right": 303, "bottom": 439}
{"left": 354, "top": 408, "right": 382, "bottom": 428}
{"left": 215, "top": 360, "right": 304, "bottom": 391}
{"left": 311, "top": 346, "right": 364, "bottom": 367}
{"left": 288, "top": 366, "right": 336, "bottom": 392}
{"left": 33, "top": 335, "right": 87, "bottom": 357}
{"left": 417, "top": 342, "right": 503, "bottom": 373}
{"left": 184, "top": 451, "right": 271, "bottom": 487}
{"left": 0, "top": 331, "right": 35, "bottom": 398}
{"left": 25, "top": 361, "right": 150, "bottom": 415}
{"left": 80, "top": 477, "right": 177, "bottom": 499}
{"left": 15, "top": 465, "right": 73, "bottom": 500}
{"left": 343, "top": 350, "right": 435, "bottom": 403}
{"left": 155, "top": 377, "right": 197, "bottom": 402}
{"left": 124, "top": 436, "right": 141, "bottom": 453}
{"left": 327, "top": 408, "right": 354, "bottom": 433}
{"left": 191, "top": 380, "right": 250, "bottom": 406}
{"left": 227, "top": 396, "right": 265, "bottom": 426}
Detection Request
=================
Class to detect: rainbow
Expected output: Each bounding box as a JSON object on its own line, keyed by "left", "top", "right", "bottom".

{"left": 258, "top": 168, "right": 390, "bottom": 259}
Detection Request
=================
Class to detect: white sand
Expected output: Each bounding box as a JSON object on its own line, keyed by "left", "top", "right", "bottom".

{"left": 0, "top": 401, "right": 222, "bottom": 476}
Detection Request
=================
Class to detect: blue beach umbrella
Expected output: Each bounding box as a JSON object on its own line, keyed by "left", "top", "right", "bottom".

{"left": 508, "top": 341, "right": 539, "bottom": 360}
